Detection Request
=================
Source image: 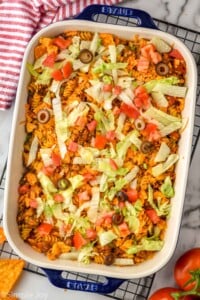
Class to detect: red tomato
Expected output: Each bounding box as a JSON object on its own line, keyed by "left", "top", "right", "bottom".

{"left": 38, "top": 223, "right": 53, "bottom": 235}
{"left": 86, "top": 228, "right": 97, "bottom": 240}
{"left": 148, "top": 287, "right": 181, "bottom": 300}
{"left": 103, "top": 83, "right": 113, "bottom": 92}
{"left": 29, "top": 199, "right": 38, "bottom": 208}
{"left": 42, "top": 52, "right": 56, "bottom": 67}
{"left": 51, "top": 69, "right": 63, "bottom": 81}
{"left": 174, "top": 248, "right": 200, "bottom": 292}
{"left": 68, "top": 141, "right": 78, "bottom": 152}
{"left": 109, "top": 158, "right": 118, "bottom": 170}
{"left": 146, "top": 209, "right": 160, "bottom": 224}
{"left": 73, "top": 231, "right": 87, "bottom": 250}
{"left": 78, "top": 191, "right": 90, "bottom": 201}
{"left": 134, "top": 85, "right": 147, "bottom": 96}
{"left": 94, "top": 135, "right": 107, "bottom": 149}
{"left": 83, "top": 172, "right": 95, "bottom": 182}
{"left": 137, "top": 55, "right": 150, "bottom": 72}
{"left": 42, "top": 165, "right": 55, "bottom": 176}
{"left": 51, "top": 152, "right": 61, "bottom": 167}
{"left": 18, "top": 184, "right": 30, "bottom": 194}
{"left": 150, "top": 50, "right": 162, "bottom": 64}
{"left": 113, "top": 85, "right": 122, "bottom": 95}
{"left": 62, "top": 61, "right": 73, "bottom": 79}
{"left": 53, "top": 36, "right": 72, "bottom": 49}
{"left": 87, "top": 120, "right": 97, "bottom": 131}
{"left": 106, "top": 130, "right": 116, "bottom": 141}
{"left": 126, "top": 189, "right": 138, "bottom": 202}
{"left": 169, "top": 49, "right": 184, "bottom": 60}
{"left": 121, "top": 103, "right": 140, "bottom": 119}
{"left": 144, "top": 123, "right": 160, "bottom": 141}
{"left": 53, "top": 194, "right": 64, "bottom": 203}
{"left": 118, "top": 222, "right": 130, "bottom": 237}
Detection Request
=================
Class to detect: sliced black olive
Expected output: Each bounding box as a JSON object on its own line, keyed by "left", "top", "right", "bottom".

{"left": 79, "top": 49, "right": 93, "bottom": 64}
{"left": 104, "top": 254, "right": 115, "bottom": 266}
{"left": 140, "top": 141, "right": 154, "bottom": 154}
{"left": 57, "top": 178, "right": 71, "bottom": 190}
{"left": 37, "top": 109, "right": 50, "bottom": 124}
{"left": 134, "top": 118, "right": 145, "bottom": 131}
{"left": 116, "top": 191, "right": 128, "bottom": 202}
{"left": 112, "top": 213, "right": 124, "bottom": 225}
{"left": 155, "top": 62, "right": 169, "bottom": 76}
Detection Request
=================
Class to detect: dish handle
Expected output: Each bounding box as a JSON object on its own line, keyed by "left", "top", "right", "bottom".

{"left": 75, "top": 4, "right": 158, "bottom": 29}
{"left": 42, "top": 268, "right": 124, "bottom": 294}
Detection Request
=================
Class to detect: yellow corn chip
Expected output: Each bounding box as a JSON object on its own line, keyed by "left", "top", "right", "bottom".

{"left": 0, "top": 227, "right": 6, "bottom": 244}
{"left": 0, "top": 259, "right": 25, "bottom": 298}
{"left": 0, "top": 296, "right": 18, "bottom": 300}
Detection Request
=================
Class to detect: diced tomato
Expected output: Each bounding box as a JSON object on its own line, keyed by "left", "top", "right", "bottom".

{"left": 18, "top": 184, "right": 30, "bottom": 194}
{"left": 29, "top": 199, "right": 38, "bottom": 208}
{"left": 51, "top": 152, "right": 61, "bottom": 167}
{"left": 62, "top": 61, "right": 73, "bottom": 79}
{"left": 126, "top": 189, "right": 138, "bottom": 202}
{"left": 104, "top": 216, "right": 112, "bottom": 226}
{"left": 150, "top": 50, "right": 162, "bottom": 64}
{"left": 113, "top": 106, "right": 121, "bottom": 115}
{"left": 121, "top": 103, "right": 140, "bottom": 119}
{"left": 103, "top": 83, "right": 113, "bottom": 92}
{"left": 78, "top": 191, "right": 90, "bottom": 202}
{"left": 42, "top": 165, "right": 55, "bottom": 176}
{"left": 53, "top": 36, "right": 72, "bottom": 49}
{"left": 51, "top": 69, "right": 63, "bottom": 81}
{"left": 109, "top": 158, "right": 118, "bottom": 171}
{"left": 73, "top": 231, "right": 87, "bottom": 250}
{"left": 118, "top": 222, "right": 130, "bottom": 237}
{"left": 106, "top": 130, "right": 116, "bottom": 141}
{"left": 144, "top": 123, "right": 161, "bottom": 141}
{"left": 75, "top": 116, "right": 87, "bottom": 127}
{"left": 141, "top": 44, "right": 155, "bottom": 58}
{"left": 169, "top": 49, "right": 184, "bottom": 60}
{"left": 42, "top": 52, "right": 56, "bottom": 68}
{"left": 68, "top": 141, "right": 78, "bottom": 152}
{"left": 134, "top": 85, "right": 147, "bottom": 96}
{"left": 38, "top": 223, "right": 53, "bottom": 235}
{"left": 119, "top": 201, "right": 125, "bottom": 209}
{"left": 146, "top": 209, "right": 160, "bottom": 224}
{"left": 83, "top": 172, "right": 95, "bottom": 182}
{"left": 54, "top": 194, "right": 64, "bottom": 203}
{"left": 137, "top": 56, "right": 150, "bottom": 72}
{"left": 87, "top": 120, "right": 97, "bottom": 132}
{"left": 113, "top": 85, "right": 122, "bottom": 96}
{"left": 86, "top": 228, "right": 97, "bottom": 240}
{"left": 94, "top": 135, "right": 107, "bottom": 149}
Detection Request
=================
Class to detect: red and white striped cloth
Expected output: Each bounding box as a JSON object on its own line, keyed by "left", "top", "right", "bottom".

{"left": 0, "top": 0, "right": 124, "bottom": 110}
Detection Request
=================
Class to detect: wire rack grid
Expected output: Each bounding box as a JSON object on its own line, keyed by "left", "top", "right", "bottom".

{"left": 0, "top": 12, "right": 200, "bottom": 300}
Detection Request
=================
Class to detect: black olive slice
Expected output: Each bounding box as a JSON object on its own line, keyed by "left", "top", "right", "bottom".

{"left": 141, "top": 141, "right": 154, "bottom": 154}
{"left": 116, "top": 191, "right": 128, "bottom": 202}
{"left": 112, "top": 213, "right": 124, "bottom": 225}
{"left": 37, "top": 109, "right": 50, "bottom": 124}
{"left": 57, "top": 178, "right": 71, "bottom": 190}
{"left": 155, "top": 62, "right": 169, "bottom": 76}
{"left": 79, "top": 49, "right": 93, "bottom": 64}
{"left": 104, "top": 254, "right": 115, "bottom": 266}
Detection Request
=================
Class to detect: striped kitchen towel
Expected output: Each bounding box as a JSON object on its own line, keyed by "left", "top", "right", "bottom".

{"left": 0, "top": 0, "right": 124, "bottom": 110}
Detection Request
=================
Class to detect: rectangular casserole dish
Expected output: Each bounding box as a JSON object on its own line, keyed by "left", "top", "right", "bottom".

{"left": 3, "top": 4, "right": 197, "bottom": 287}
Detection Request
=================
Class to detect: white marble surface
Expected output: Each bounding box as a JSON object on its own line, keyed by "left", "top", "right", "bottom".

{"left": 0, "top": 1, "right": 200, "bottom": 299}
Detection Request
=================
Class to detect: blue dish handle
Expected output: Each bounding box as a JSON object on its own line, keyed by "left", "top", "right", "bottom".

{"left": 42, "top": 268, "right": 124, "bottom": 294}
{"left": 76, "top": 4, "right": 158, "bottom": 29}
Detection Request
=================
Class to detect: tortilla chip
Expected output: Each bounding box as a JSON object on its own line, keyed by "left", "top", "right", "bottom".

{"left": 0, "top": 259, "right": 25, "bottom": 298}
{"left": 0, "top": 227, "right": 6, "bottom": 244}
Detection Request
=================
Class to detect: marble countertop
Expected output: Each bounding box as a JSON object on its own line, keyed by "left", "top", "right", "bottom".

{"left": 0, "top": 1, "right": 200, "bottom": 299}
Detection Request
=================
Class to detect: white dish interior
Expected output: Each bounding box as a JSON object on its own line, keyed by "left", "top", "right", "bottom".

{"left": 4, "top": 20, "right": 197, "bottom": 279}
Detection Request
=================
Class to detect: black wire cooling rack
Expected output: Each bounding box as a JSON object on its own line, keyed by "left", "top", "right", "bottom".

{"left": 0, "top": 12, "right": 200, "bottom": 300}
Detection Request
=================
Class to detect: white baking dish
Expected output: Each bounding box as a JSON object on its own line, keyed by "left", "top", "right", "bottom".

{"left": 4, "top": 7, "right": 197, "bottom": 283}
